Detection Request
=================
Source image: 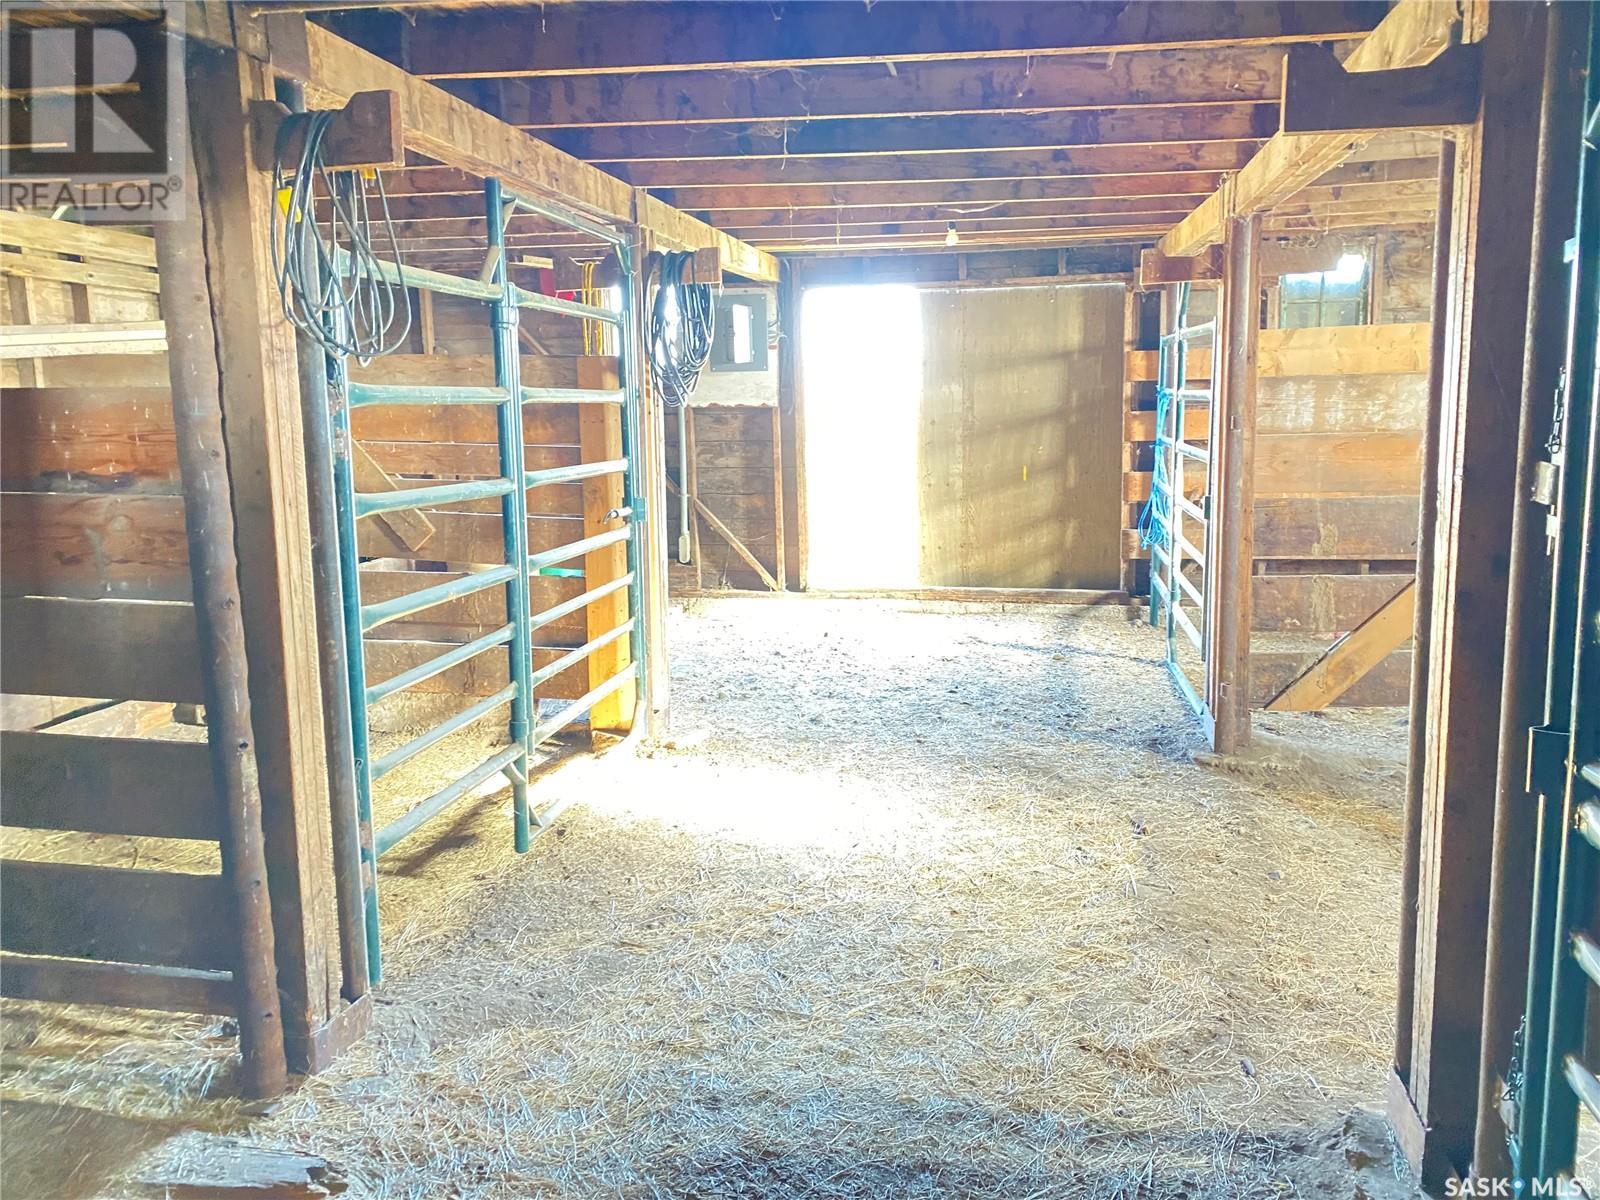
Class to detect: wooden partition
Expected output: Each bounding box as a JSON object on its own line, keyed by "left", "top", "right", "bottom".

{"left": 0, "top": 216, "right": 250, "bottom": 1027}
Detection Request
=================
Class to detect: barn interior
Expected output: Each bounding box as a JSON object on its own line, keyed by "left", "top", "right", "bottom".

{"left": 1, "top": 1, "right": 1598, "bottom": 1196}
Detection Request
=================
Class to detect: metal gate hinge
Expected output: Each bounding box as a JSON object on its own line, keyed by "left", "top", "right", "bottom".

{"left": 1527, "top": 724, "right": 1573, "bottom": 797}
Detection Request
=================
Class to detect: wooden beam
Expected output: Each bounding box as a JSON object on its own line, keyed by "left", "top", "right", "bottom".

{"left": 496, "top": 46, "right": 1284, "bottom": 128}
{"left": 666, "top": 476, "right": 779, "bottom": 592}
{"left": 403, "top": 1, "right": 1386, "bottom": 78}
{"left": 1265, "top": 581, "right": 1417, "bottom": 710}
{"left": 1280, "top": 42, "right": 1483, "bottom": 135}
{"left": 1157, "top": 0, "right": 1460, "bottom": 258}
{"left": 658, "top": 173, "right": 1231, "bottom": 213}
{"left": 606, "top": 142, "right": 1259, "bottom": 188}
{"left": 300, "top": 24, "right": 778, "bottom": 281}
{"left": 542, "top": 106, "right": 1279, "bottom": 162}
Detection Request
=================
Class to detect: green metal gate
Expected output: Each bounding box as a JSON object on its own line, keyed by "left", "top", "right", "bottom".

{"left": 1511, "top": 10, "right": 1600, "bottom": 1183}
{"left": 1144, "top": 281, "right": 1215, "bottom": 718}
{"left": 321, "top": 180, "right": 649, "bottom": 983}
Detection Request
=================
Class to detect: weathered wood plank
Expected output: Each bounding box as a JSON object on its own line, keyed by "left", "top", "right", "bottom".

{"left": 1250, "top": 646, "right": 1412, "bottom": 706}
{"left": 1252, "top": 571, "right": 1414, "bottom": 633}
{"left": 0, "top": 492, "right": 191, "bottom": 600}
{"left": 0, "top": 209, "right": 158, "bottom": 266}
{"left": 302, "top": 24, "right": 779, "bottom": 281}
{"left": 1, "top": 732, "right": 221, "bottom": 839}
{"left": 364, "top": 640, "right": 587, "bottom": 702}
{"left": 503, "top": 45, "right": 1285, "bottom": 127}
{"left": 0, "top": 596, "right": 203, "bottom": 701}
{"left": 1125, "top": 322, "right": 1432, "bottom": 381}
{"left": 402, "top": 2, "right": 1384, "bottom": 77}
{"left": 1254, "top": 431, "right": 1422, "bottom": 497}
{"left": 0, "top": 955, "right": 234, "bottom": 1016}
{"left": 1, "top": 862, "right": 233, "bottom": 971}
{"left": 350, "top": 402, "right": 579, "bottom": 446}
{"left": 1254, "top": 495, "right": 1419, "bottom": 559}
{"left": 1, "top": 388, "right": 180, "bottom": 493}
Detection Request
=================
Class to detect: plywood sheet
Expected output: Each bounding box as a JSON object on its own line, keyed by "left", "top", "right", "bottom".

{"left": 917, "top": 284, "right": 1123, "bottom": 589}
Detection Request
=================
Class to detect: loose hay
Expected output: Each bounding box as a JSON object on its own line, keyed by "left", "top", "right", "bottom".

{"left": 5, "top": 598, "right": 1424, "bottom": 1198}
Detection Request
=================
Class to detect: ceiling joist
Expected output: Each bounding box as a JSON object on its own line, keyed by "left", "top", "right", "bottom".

{"left": 396, "top": 1, "right": 1386, "bottom": 79}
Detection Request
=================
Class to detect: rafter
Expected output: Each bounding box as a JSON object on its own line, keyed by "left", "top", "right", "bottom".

{"left": 398, "top": 1, "right": 1385, "bottom": 79}
{"left": 540, "top": 105, "right": 1277, "bottom": 161}
{"left": 485, "top": 46, "right": 1285, "bottom": 128}
{"left": 602, "top": 143, "right": 1259, "bottom": 188}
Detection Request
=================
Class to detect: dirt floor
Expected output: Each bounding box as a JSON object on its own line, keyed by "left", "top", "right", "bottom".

{"left": 1, "top": 596, "right": 1423, "bottom": 1198}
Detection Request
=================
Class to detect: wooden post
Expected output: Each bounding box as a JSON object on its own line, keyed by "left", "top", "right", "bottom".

{"left": 777, "top": 260, "right": 808, "bottom": 590}
{"left": 1207, "top": 210, "right": 1261, "bottom": 755}
{"left": 630, "top": 238, "right": 670, "bottom": 734}
{"left": 186, "top": 42, "right": 345, "bottom": 1071}
{"left": 1404, "top": 0, "right": 1548, "bottom": 1178}
{"left": 1473, "top": 0, "right": 1590, "bottom": 1173}
{"left": 770, "top": 404, "right": 786, "bottom": 590}
{"left": 1394, "top": 139, "right": 1455, "bottom": 1101}
{"left": 578, "top": 357, "right": 636, "bottom": 734}
{"left": 684, "top": 405, "right": 703, "bottom": 592}
{"left": 155, "top": 122, "right": 289, "bottom": 1102}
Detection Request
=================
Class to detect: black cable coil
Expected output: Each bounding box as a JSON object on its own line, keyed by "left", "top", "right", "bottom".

{"left": 648, "top": 250, "right": 716, "bottom": 409}
{"left": 271, "top": 110, "right": 412, "bottom": 364}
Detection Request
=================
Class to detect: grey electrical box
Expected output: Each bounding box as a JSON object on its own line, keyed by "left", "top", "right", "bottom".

{"left": 709, "top": 292, "right": 770, "bottom": 373}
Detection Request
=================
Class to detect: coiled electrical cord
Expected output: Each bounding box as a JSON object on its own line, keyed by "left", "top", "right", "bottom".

{"left": 648, "top": 250, "right": 715, "bottom": 409}
{"left": 271, "top": 110, "right": 411, "bottom": 364}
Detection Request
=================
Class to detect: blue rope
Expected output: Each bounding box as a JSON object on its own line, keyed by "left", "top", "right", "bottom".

{"left": 1137, "top": 383, "right": 1175, "bottom": 550}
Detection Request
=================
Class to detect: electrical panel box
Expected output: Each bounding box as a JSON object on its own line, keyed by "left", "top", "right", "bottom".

{"left": 709, "top": 292, "right": 770, "bottom": 373}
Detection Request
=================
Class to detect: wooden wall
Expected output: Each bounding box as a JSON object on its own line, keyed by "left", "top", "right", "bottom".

{"left": 666, "top": 403, "right": 784, "bottom": 593}
{"left": 918, "top": 283, "right": 1124, "bottom": 589}
{"left": 1, "top": 211, "right": 242, "bottom": 1018}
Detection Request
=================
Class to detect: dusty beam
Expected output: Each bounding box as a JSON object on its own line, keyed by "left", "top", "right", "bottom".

{"left": 299, "top": 24, "right": 777, "bottom": 281}
{"left": 402, "top": 1, "right": 1386, "bottom": 78}
{"left": 540, "top": 106, "right": 1279, "bottom": 162}
{"left": 492, "top": 46, "right": 1284, "bottom": 128}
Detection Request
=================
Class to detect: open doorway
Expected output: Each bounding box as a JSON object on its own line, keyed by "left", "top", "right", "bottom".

{"left": 802, "top": 282, "right": 1125, "bottom": 593}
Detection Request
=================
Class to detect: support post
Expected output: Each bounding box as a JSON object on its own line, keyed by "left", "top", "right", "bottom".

{"left": 1405, "top": 0, "right": 1548, "bottom": 1178}
{"left": 1207, "top": 211, "right": 1260, "bottom": 755}
{"left": 770, "top": 404, "right": 786, "bottom": 591}
{"left": 1395, "top": 137, "right": 1456, "bottom": 1096}
{"left": 155, "top": 122, "right": 289, "bottom": 1101}
{"left": 186, "top": 42, "right": 344, "bottom": 1070}
{"left": 777, "top": 260, "right": 808, "bottom": 590}
{"left": 1473, "top": 0, "right": 1590, "bottom": 1173}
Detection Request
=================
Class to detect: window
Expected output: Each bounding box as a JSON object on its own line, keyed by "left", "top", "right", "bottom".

{"left": 1278, "top": 250, "right": 1370, "bottom": 329}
